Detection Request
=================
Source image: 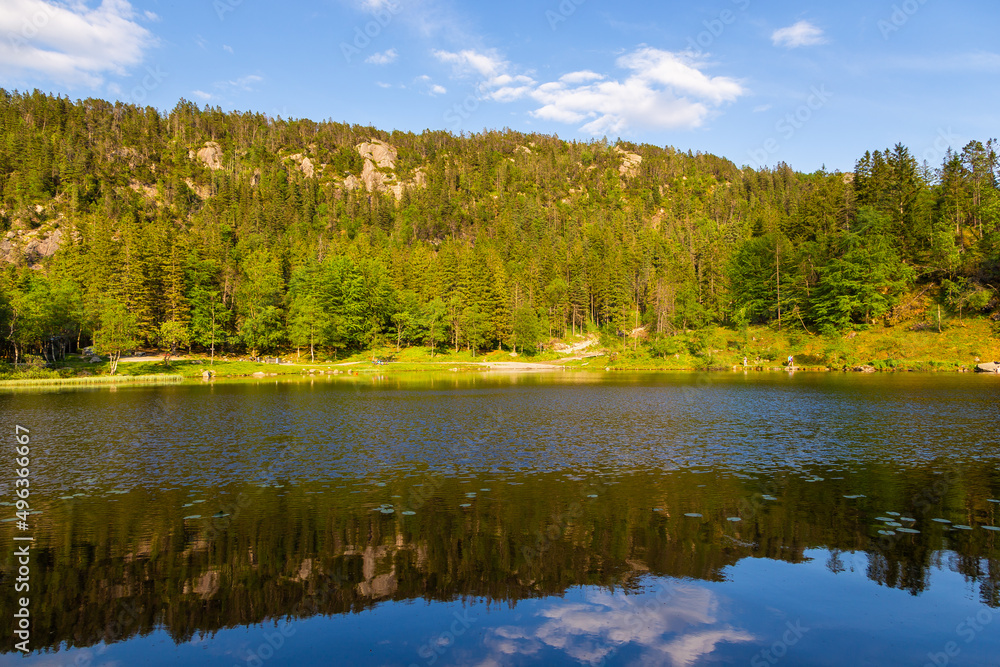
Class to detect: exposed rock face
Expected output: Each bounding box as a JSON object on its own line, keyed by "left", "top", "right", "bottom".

{"left": 195, "top": 142, "right": 224, "bottom": 170}
{"left": 287, "top": 153, "right": 317, "bottom": 178}
{"left": 357, "top": 140, "right": 397, "bottom": 169}
{"left": 1, "top": 227, "right": 65, "bottom": 266}
{"left": 975, "top": 362, "right": 1000, "bottom": 373}
{"left": 344, "top": 139, "right": 426, "bottom": 201}
{"left": 615, "top": 147, "right": 642, "bottom": 177}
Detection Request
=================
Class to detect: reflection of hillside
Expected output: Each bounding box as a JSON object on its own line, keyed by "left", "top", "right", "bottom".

{"left": 1, "top": 469, "right": 998, "bottom": 653}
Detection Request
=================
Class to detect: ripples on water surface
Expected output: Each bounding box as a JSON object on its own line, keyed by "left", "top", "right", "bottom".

{"left": 1, "top": 372, "right": 998, "bottom": 666}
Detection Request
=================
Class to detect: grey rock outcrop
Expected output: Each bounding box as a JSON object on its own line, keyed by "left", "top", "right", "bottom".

{"left": 193, "top": 142, "right": 224, "bottom": 170}
{"left": 975, "top": 362, "right": 1000, "bottom": 373}
{"left": 1, "top": 227, "right": 65, "bottom": 266}
{"left": 344, "top": 139, "right": 426, "bottom": 200}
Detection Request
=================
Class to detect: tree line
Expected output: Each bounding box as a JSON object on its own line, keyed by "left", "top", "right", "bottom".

{"left": 0, "top": 90, "right": 997, "bottom": 364}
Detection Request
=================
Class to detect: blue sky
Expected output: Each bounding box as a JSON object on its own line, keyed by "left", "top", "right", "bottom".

{"left": 1, "top": 0, "right": 997, "bottom": 172}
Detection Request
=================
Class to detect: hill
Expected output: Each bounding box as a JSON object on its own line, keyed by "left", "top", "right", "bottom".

{"left": 0, "top": 89, "right": 997, "bottom": 369}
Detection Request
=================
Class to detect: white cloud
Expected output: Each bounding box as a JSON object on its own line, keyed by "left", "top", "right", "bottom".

{"left": 771, "top": 20, "right": 827, "bottom": 48}
{"left": 432, "top": 46, "right": 742, "bottom": 134}
{"left": 0, "top": 0, "right": 155, "bottom": 87}
{"left": 225, "top": 74, "right": 263, "bottom": 91}
{"left": 365, "top": 48, "right": 398, "bottom": 65}
{"left": 432, "top": 48, "right": 535, "bottom": 101}
{"left": 560, "top": 70, "right": 604, "bottom": 85}
{"left": 191, "top": 90, "right": 213, "bottom": 101}
{"left": 223, "top": 44, "right": 234, "bottom": 54}
{"left": 529, "top": 47, "right": 744, "bottom": 134}
{"left": 375, "top": 81, "right": 392, "bottom": 88}
{"left": 483, "top": 584, "right": 755, "bottom": 666}
{"left": 753, "top": 104, "right": 773, "bottom": 113}
{"left": 359, "top": 0, "right": 395, "bottom": 11}
{"left": 430, "top": 84, "right": 447, "bottom": 95}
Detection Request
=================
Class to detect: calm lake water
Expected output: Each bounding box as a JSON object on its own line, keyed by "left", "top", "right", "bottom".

{"left": 1, "top": 372, "right": 999, "bottom": 666}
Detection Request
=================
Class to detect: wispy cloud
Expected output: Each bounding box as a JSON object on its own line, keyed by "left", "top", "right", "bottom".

{"left": 530, "top": 48, "right": 744, "bottom": 135}
{"left": 433, "top": 46, "right": 743, "bottom": 134}
{"left": 0, "top": 0, "right": 155, "bottom": 87}
{"left": 365, "top": 48, "right": 398, "bottom": 65}
{"left": 191, "top": 90, "right": 213, "bottom": 101}
{"left": 224, "top": 74, "right": 263, "bottom": 91}
{"left": 432, "top": 48, "right": 535, "bottom": 101}
{"left": 883, "top": 51, "right": 1000, "bottom": 72}
{"left": 771, "top": 20, "right": 827, "bottom": 48}
{"left": 415, "top": 74, "right": 447, "bottom": 96}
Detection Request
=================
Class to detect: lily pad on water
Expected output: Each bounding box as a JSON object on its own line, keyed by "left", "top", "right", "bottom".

{"left": 761, "top": 495, "right": 777, "bottom": 501}
{"left": 931, "top": 518, "right": 952, "bottom": 524}
{"left": 684, "top": 513, "right": 703, "bottom": 518}
{"left": 481, "top": 488, "right": 491, "bottom": 492}
{"left": 375, "top": 482, "right": 386, "bottom": 487}
{"left": 380, "top": 508, "right": 394, "bottom": 514}
{"left": 465, "top": 492, "right": 477, "bottom": 498}
{"left": 878, "top": 530, "right": 896, "bottom": 536}
{"left": 587, "top": 494, "right": 598, "bottom": 498}
{"left": 212, "top": 512, "right": 229, "bottom": 518}
{"left": 401, "top": 511, "right": 416, "bottom": 516}
{"left": 884, "top": 522, "right": 902, "bottom": 528}
{"left": 59, "top": 496, "right": 75, "bottom": 500}
{"left": 459, "top": 503, "right": 472, "bottom": 508}
{"left": 901, "top": 517, "right": 916, "bottom": 523}
{"left": 875, "top": 517, "right": 894, "bottom": 522}
{"left": 885, "top": 512, "right": 900, "bottom": 516}
{"left": 843, "top": 494, "right": 866, "bottom": 499}
{"left": 954, "top": 525, "right": 973, "bottom": 530}
{"left": 897, "top": 527, "right": 920, "bottom": 534}
{"left": 982, "top": 526, "right": 1000, "bottom": 532}
{"left": 727, "top": 517, "right": 742, "bottom": 522}
{"left": 183, "top": 515, "right": 202, "bottom": 520}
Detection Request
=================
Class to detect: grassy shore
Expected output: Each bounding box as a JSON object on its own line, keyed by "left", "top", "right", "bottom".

{"left": 1, "top": 318, "right": 996, "bottom": 383}
{"left": 0, "top": 374, "right": 184, "bottom": 387}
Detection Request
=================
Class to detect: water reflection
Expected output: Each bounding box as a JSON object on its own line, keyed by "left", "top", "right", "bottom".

{"left": 483, "top": 584, "right": 754, "bottom": 666}
{"left": 0, "top": 373, "right": 999, "bottom": 665}
{"left": 0, "top": 470, "right": 998, "bottom": 658}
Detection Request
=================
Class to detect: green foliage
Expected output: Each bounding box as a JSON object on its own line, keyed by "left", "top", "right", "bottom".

{"left": 93, "top": 299, "right": 140, "bottom": 374}
{"left": 0, "top": 90, "right": 997, "bottom": 367}
{"left": 811, "top": 225, "right": 916, "bottom": 332}
{"left": 511, "top": 305, "right": 542, "bottom": 355}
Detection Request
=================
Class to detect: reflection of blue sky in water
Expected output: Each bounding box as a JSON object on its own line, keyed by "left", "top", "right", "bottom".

{"left": 479, "top": 583, "right": 754, "bottom": 666}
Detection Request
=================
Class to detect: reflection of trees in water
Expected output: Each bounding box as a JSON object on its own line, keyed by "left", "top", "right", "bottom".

{"left": 0, "top": 469, "right": 998, "bottom": 653}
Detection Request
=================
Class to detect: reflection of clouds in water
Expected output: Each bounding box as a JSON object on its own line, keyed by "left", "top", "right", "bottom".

{"left": 482, "top": 583, "right": 754, "bottom": 666}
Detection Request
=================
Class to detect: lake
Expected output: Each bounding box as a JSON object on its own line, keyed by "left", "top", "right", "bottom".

{"left": 1, "top": 372, "right": 999, "bottom": 666}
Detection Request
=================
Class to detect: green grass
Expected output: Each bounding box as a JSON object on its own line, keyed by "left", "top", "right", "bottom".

{"left": 0, "top": 374, "right": 184, "bottom": 387}
{"left": 2, "top": 315, "right": 994, "bottom": 384}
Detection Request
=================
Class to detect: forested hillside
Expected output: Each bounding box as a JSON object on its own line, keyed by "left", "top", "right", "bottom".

{"left": 1, "top": 89, "right": 997, "bottom": 363}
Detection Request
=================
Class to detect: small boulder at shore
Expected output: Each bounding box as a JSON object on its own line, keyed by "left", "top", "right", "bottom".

{"left": 975, "top": 362, "right": 1000, "bottom": 373}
